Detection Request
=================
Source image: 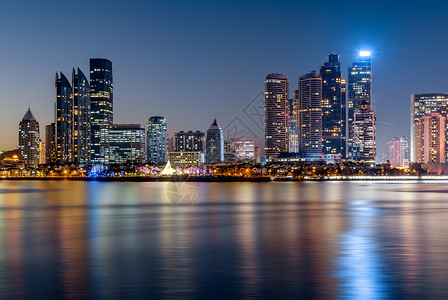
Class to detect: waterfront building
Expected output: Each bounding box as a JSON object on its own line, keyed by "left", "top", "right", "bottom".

{"left": 146, "top": 116, "right": 167, "bottom": 164}
{"left": 289, "top": 93, "right": 299, "bottom": 153}
{"left": 234, "top": 138, "right": 255, "bottom": 162}
{"left": 168, "top": 151, "right": 204, "bottom": 169}
{"left": 18, "top": 108, "right": 40, "bottom": 166}
{"left": 298, "top": 71, "right": 322, "bottom": 158}
{"left": 224, "top": 139, "right": 236, "bottom": 162}
{"left": 414, "top": 113, "right": 446, "bottom": 164}
{"left": 265, "top": 73, "right": 289, "bottom": 160}
{"left": 90, "top": 58, "right": 113, "bottom": 163}
{"left": 175, "top": 130, "right": 205, "bottom": 152}
{"left": 45, "top": 123, "right": 56, "bottom": 164}
{"left": 387, "top": 137, "right": 410, "bottom": 167}
{"left": 100, "top": 124, "right": 145, "bottom": 165}
{"left": 320, "top": 53, "right": 346, "bottom": 157}
{"left": 353, "top": 101, "right": 376, "bottom": 162}
{"left": 39, "top": 141, "right": 46, "bottom": 164}
{"left": 348, "top": 51, "right": 372, "bottom": 146}
{"left": 71, "top": 68, "right": 91, "bottom": 165}
{"left": 55, "top": 72, "right": 72, "bottom": 162}
{"left": 254, "top": 146, "right": 261, "bottom": 163}
{"left": 205, "top": 119, "right": 224, "bottom": 163}
{"left": 411, "top": 93, "right": 448, "bottom": 162}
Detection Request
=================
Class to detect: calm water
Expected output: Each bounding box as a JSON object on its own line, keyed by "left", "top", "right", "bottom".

{"left": 0, "top": 180, "right": 448, "bottom": 299}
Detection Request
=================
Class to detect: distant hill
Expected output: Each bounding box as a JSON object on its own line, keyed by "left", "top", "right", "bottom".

{"left": 0, "top": 149, "right": 19, "bottom": 161}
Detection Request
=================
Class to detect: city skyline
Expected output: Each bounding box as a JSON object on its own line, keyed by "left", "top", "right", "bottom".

{"left": 2, "top": 1, "right": 448, "bottom": 160}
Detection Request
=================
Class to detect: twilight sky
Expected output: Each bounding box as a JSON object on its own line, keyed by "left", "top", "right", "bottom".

{"left": 1, "top": 0, "right": 447, "bottom": 159}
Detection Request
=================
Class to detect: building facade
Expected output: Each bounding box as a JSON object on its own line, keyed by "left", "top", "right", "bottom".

{"left": 353, "top": 101, "right": 376, "bottom": 162}
{"left": 146, "top": 116, "right": 167, "bottom": 164}
{"left": 19, "top": 108, "right": 40, "bottom": 166}
{"left": 320, "top": 53, "right": 346, "bottom": 157}
{"left": 55, "top": 72, "right": 72, "bottom": 163}
{"left": 289, "top": 93, "right": 299, "bottom": 153}
{"left": 100, "top": 124, "right": 145, "bottom": 165}
{"left": 414, "top": 113, "right": 446, "bottom": 164}
{"left": 234, "top": 138, "right": 255, "bottom": 162}
{"left": 387, "top": 137, "right": 410, "bottom": 167}
{"left": 298, "top": 71, "right": 322, "bottom": 158}
{"left": 168, "top": 151, "right": 204, "bottom": 169}
{"left": 90, "top": 58, "right": 113, "bottom": 163}
{"left": 205, "top": 119, "right": 224, "bottom": 163}
{"left": 174, "top": 130, "right": 205, "bottom": 152}
{"left": 265, "top": 73, "right": 289, "bottom": 160}
{"left": 72, "top": 68, "right": 91, "bottom": 165}
{"left": 45, "top": 123, "right": 56, "bottom": 164}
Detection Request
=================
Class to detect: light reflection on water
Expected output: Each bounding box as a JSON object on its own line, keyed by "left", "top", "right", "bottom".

{"left": 0, "top": 181, "right": 448, "bottom": 299}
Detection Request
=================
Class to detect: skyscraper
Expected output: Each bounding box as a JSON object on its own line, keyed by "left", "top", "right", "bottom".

{"left": 19, "top": 108, "right": 40, "bottom": 166}
{"left": 387, "top": 137, "right": 410, "bottom": 167}
{"left": 55, "top": 72, "right": 72, "bottom": 163}
{"left": 205, "top": 119, "right": 224, "bottom": 163}
{"left": 234, "top": 138, "right": 255, "bottom": 162}
{"left": 411, "top": 93, "right": 448, "bottom": 162}
{"left": 414, "top": 113, "right": 446, "bottom": 164}
{"left": 45, "top": 123, "right": 56, "bottom": 164}
{"left": 348, "top": 51, "right": 372, "bottom": 147}
{"left": 265, "top": 73, "right": 289, "bottom": 161}
{"left": 289, "top": 93, "right": 299, "bottom": 153}
{"left": 320, "top": 53, "right": 346, "bottom": 157}
{"left": 174, "top": 131, "right": 205, "bottom": 152}
{"left": 90, "top": 58, "right": 113, "bottom": 164}
{"left": 298, "top": 71, "right": 322, "bottom": 158}
{"left": 100, "top": 124, "right": 145, "bottom": 165}
{"left": 353, "top": 101, "right": 376, "bottom": 162}
{"left": 146, "top": 116, "right": 167, "bottom": 164}
{"left": 72, "top": 68, "right": 90, "bottom": 165}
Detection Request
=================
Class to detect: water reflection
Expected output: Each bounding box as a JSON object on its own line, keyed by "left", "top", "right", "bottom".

{"left": 0, "top": 180, "right": 448, "bottom": 298}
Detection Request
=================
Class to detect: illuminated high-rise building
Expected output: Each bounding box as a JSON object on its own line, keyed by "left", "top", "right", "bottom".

{"left": 320, "top": 53, "right": 346, "bottom": 157}
{"left": 100, "top": 124, "right": 145, "bottom": 165}
{"left": 174, "top": 131, "right": 205, "bottom": 152}
{"left": 71, "top": 68, "right": 91, "bottom": 165}
{"left": 19, "top": 108, "right": 40, "bottom": 166}
{"left": 45, "top": 123, "right": 56, "bottom": 164}
{"left": 289, "top": 92, "right": 299, "bottom": 153}
{"left": 205, "top": 119, "right": 224, "bottom": 163}
{"left": 353, "top": 101, "right": 376, "bottom": 162}
{"left": 414, "top": 113, "right": 446, "bottom": 164}
{"left": 298, "top": 71, "right": 322, "bottom": 158}
{"left": 146, "top": 116, "right": 167, "bottom": 164}
{"left": 234, "top": 138, "right": 255, "bottom": 162}
{"left": 348, "top": 51, "right": 372, "bottom": 146}
{"left": 411, "top": 93, "right": 448, "bottom": 162}
{"left": 55, "top": 72, "right": 72, "bottom": 163}
{"left": 387, "top": 137, "right": 410, "bottom": 167}
{"left": 265, "top": 73, "right": 289, "bottom": 161}
{"left": 90, "top": 58, "right": 113, "bottom": 163}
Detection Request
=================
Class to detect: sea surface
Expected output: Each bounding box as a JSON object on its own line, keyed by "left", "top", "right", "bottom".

{"left": 0, "top": 180, "right": 448, "bottom": 299}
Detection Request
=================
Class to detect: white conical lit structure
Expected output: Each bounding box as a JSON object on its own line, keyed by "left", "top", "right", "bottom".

{"left": 160, "top": 160, "right": 177, "bottom": 176}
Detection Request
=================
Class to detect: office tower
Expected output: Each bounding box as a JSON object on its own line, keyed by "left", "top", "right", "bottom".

{"left": 348, "top": 51, "right": 372, "bottom": 146}
{"left": 411, "top": 94, "right": 448, "bottom": 162}
{"left": 168, "top": 151, "right": 205, "bottom": 169}
{"left": 72, "top": 68, "right": 91, "bottom": 165}
{"left": 90, "top": 58, "right": 113, "bottom": 163}
{"left": 320, "top": 53, "right": 346, "bottom": 157}
{"left": 298, "top": 71, "right": 322, "bottom": 158}
{"left": 19, "top": 108, "right": 40, "bottom": 166}
{"left": 45, "top": 123, "right": 56, "bottom": 164}
{"left": 414, "top": 113, "right": 446, "bottom": 164}
{"left": 289, "top": 93, "right": 299, "bottom": 153}
{"left": 234, "top": 138, "right": 255, "bottom": 162}
{"left": 205, "top": 119, "right": 224, "bottom": 163}
{"left": 387, "top": 137, "right": 410, "bottom": 167}
{"left": 265, "top": 73, "right": 289, "bottom": 160}
{"left": 39, "top": 141, "right": 46, "bottom": 164}
{"left": 167, "top": 136, "right": 175, "bottom": 152}
{"left": 55, "top": 72, "right": 72, "bottom": 163}
{"left": 146, "top": 116, "right": 167, "bottom": 164}
{"left": 174, "top": 131, "right": 205, "bottom": 152}
{"left": 224, "top": 139, "right": 236, "bottom": 162}
{"left": 353, "top": 101, "right": 376, "bottom": 162}
{"left": 100, "top": 124, "right": 145, "bottom": 165}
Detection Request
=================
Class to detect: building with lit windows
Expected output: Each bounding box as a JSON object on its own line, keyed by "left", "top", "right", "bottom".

{"left": 19, "top": 108, "right": 40, "bottom": 166}
{"left": 45, "top": 123, "right": 56, "bottom": 164}
{"left": 100, "top": 124, "right": 145, "bottom": 165}
{"left": 205, "top": 119, "right": 224, "bottom": 163}
{"left": 174, "top": 130, "right": 205, "bottom": 152}
{"left": 168, "top": 151, "right": 204, "bottom": 169}
{"left": 90, "top": 58, "right": 113, "bottom": 163}
{"left": 411, "top": 93, "right": 448, "bottom": 162}
{"left": 387, "top": 137, "right": 410, "bottom": 167}
{"left": 265, "top": 73, "right": 289, "bottom": 160}
{"left": 146, "top": 116, "right": 167, "bottom": 164}
{"left": 224, "top": 139, "right": 236, "bottom": 162}
{"left": 72, "top": 68, "right": 91, "bottom": 165}
{"left": 320, "top": 53, "right": 346, "bottom": 157}
{"left": 414, "top": 113, "right": 446, "bottom": 164}
{"left": 298, "top": 71, "right": 322, "bottom": 158}
{"left": 353, "top": 101, "right": 376, "bottom": 162}
{"left": 348, "top": 51, "right": 372, "bottom": 147}
{"left": 55, "top": 72, "right": 72, "bottom": 163}
{"left": 234, "top": 138, "right": 255, "bottom": 162}
{"left": 289, "top": 93, "right": 299, "bottom": 153}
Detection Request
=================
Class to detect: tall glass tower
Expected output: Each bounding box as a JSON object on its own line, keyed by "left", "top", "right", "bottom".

{"left": 72, "top": 68, "right": 91, "bottom": 165}
{"left": 265, "top": 73, "right": 289, "bottom": 161}
{"left": 146, "top": 116, "right": 167, "bottom": 164}
{"left": 19, "top": 108, "right": 40, "bottom": 166}
{"left": 320, "top": 53, "right": 346, "bottom": 157}
{"left": 55, "top": 72, "right": 72, "bottom": 163}
{"left": 90, "top": 58, "right": 113, "bottom": 164}
{"left": 205, "top": 119, "right": 224, "bottom": 163}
